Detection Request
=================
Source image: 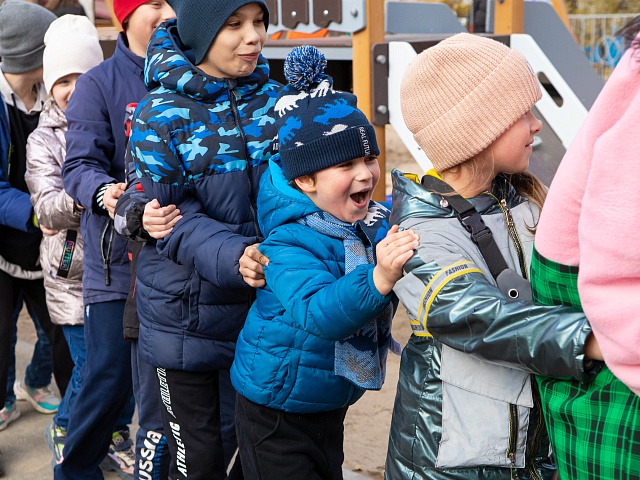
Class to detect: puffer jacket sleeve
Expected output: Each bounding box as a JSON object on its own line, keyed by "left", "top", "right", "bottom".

{"left": 114, "top": 161, "right": 151, "bottom": 243}
{"left": 396, "top": 236, "right": 596, "bottom": 382}
{"left": 260, "top": 225, "right": 392, "bottom": 341}
{"left": 133, "top": 121, "right": 259, "bottom": 289}
{"left": 0, "top": 101, "right": 37, "bottom": 233}
{"left": 25, "top": 128, "right": 79, "bottom": 231}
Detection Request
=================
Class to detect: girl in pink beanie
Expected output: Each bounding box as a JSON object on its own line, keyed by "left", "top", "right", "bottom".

{"left": 385, "top": 33, "right": 602, "bottom": 480}
{"left": 530, "top": 15, "right": 640, "bottom": 480}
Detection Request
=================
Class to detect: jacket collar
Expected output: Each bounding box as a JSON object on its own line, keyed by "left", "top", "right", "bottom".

{"left": 390, "top": 169, "right": 526, "bottom": 225}
{"left": 116, "top": 32, "right": 145, "bottom": 80}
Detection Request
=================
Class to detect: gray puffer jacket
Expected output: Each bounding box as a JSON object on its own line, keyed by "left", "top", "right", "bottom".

{"left": 25, "top": 98, "right": 84, "bottom": 326}
{"left": 385, "top": 170, "right": 596, "bottom": 480}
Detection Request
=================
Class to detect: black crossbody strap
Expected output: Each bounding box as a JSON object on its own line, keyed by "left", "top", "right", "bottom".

{"left": 420, "top": 175, "right": 508, "bottom": 279}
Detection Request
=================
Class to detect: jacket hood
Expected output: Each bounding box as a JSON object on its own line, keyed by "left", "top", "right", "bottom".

{"left": 37, "top": 97, "right": 67, "bottom": 130}
{"left": 257, "top": 156, "right": 321, "bottom": 236}
{"left": 144, "top": 19, "right": 271, "bottom": 103}
{"left": 390, "top": 169, "right": 526, "bottom": 225}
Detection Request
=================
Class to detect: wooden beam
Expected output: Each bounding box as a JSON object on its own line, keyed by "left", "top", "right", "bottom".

{"left": 352, "top": 0, "right": 386, "bottom": 202}
{"left": 494, "top": 0, "right": 524, "bottom": 34}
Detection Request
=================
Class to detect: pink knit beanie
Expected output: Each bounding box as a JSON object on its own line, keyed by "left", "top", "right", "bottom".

{"left": 401, "top": 33, "right": 542, "bottom": 172}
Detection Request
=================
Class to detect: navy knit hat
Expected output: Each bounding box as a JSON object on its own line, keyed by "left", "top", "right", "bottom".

{"left": 167, "top": 0, "right": 269, "bottom": 65}
{"left": 275, "top": 46, "right": 379, "bottom": 180}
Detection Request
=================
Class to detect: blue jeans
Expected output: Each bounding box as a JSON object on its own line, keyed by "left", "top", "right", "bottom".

{"left": 55, "top": 324, "right": 133, "bottom": 431}
{"left": 55, "top": 300, "right": 133, "bottom": 480}
{"left": 4, "top": 295, "right": 52, "bottom": 407}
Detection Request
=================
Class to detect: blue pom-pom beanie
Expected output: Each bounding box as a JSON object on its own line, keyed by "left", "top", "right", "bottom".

{"left": 168, "top": 0, "right": 269, "bottom": 66}
{"left": 275, "top": 45, "right": 379, "bottom": 180}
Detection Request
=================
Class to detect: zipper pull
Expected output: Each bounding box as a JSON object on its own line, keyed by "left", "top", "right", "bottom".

{"left": 509, "top": 452, "right": 518, "bottom": 479}
{"left": 501, "top": 199, "right": 515, "bottom": 227}
{"left": 103, "top": 261, "right": 110, "bottom": 287}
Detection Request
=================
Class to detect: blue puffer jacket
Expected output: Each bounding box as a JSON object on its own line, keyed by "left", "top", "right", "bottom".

{"left": 132, "top": 20, "right": 281, "bottom": 371}
{"left": 230, "top": 159, "right": 393, "bottom": 413}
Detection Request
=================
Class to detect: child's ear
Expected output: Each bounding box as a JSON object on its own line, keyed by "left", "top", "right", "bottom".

{"left": 294, "top": 175, "right": 316, "bottom": 193}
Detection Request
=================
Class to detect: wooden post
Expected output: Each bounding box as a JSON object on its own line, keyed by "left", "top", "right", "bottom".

{"left": 551, "top": 0, "right": 574, "bottom": 34}
{"left": 352, "top": 0, "right": 386, "bottom": 201}
{"left": 494, "top": 0, "right": 524, "bottom": 34}
{"left": 103, "top": 0, "right": 122, "bottom": 31}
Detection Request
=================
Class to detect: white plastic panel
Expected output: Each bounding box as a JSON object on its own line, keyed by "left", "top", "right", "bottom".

{"left": 388, "top": 41, "right": 433, "bottom": 173}
{"left": 510, "top": 34, "right": 588, "bottom": 149}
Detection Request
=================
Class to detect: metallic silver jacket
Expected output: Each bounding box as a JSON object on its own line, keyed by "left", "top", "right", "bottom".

{"left": 25, "top": 98, "right": 84, "bottom": 326}
{"left": 385, "top": 170, "right": 595, "bottom": 480}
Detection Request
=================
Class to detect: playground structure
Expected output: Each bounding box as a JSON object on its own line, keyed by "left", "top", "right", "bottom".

{"left": 259, "top": 0, "right": 603, "bottom": 195}
{"left": 97, "top": 0, "right": 605, "bottom": 197}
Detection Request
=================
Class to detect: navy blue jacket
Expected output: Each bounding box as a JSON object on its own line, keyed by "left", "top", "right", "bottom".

{"left": 132, "top": 21, "right": 281, "bottom": 371}
{"left": 62, "top": 34, "right": 148, "bottom": 304}
{"left": 0, "top": 97, "right": 38, "bottom": 235}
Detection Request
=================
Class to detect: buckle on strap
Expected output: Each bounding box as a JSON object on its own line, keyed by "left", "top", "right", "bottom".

{"left": 460, "top": 213, "right": 492, "bottom": 246}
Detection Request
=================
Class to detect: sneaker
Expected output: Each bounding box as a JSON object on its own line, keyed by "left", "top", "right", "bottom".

{"left": 101, "top": 431, "right": 134, "bottom": 479}
{"left": 14, "top": 379, "right": 60, "bottom": 414}
{"left": 45, "top": 421, "right": 66, "bottom": 467}
{"left": 0, "top": 403, "right": 21, "bottom": 431}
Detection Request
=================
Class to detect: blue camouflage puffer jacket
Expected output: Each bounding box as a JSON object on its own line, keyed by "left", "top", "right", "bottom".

{"left": 131, "top": 20, "right": 281, "bottom": 371}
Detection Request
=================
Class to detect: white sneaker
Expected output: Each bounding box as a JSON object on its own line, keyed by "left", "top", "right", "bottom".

{"left": 0, "top": 403, "right": 21, "bottom": 431}
{"left": 14, "top": 379, "right": 60, "bottom": 414}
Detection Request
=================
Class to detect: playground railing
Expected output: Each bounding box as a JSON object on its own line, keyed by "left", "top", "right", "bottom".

{"left": 569, "top": 13, "right": 638, "bottom": 80}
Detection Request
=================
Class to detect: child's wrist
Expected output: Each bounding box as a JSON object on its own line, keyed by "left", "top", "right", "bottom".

{"left": 372, "top": 266, "right": 393, "bottom": 296}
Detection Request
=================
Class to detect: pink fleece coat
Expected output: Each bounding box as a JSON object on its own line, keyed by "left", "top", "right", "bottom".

{"left": 535, "top": 38, "right": 640, "bottom": 396}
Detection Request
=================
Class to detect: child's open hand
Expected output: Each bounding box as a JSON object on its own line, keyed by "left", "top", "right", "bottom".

{"left": 373, "top": 225, "right": 419, "bottom": 295}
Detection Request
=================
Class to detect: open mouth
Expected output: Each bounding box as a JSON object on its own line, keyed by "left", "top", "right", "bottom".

{"left": 350, "top": 189, "right": 370, "bottom": 206}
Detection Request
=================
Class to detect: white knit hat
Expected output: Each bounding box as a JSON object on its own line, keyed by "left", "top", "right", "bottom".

{"left": 401, "top": 33, "right": 542, "bottom": 171}
{"left": 43, "top": 15, "right": 104, "bottom": 94}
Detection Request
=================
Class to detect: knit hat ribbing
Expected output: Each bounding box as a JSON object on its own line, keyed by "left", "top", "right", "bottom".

{"left": 113, "top": 0, "right": 149, "bottom": 26}
{"left": 168, "top": 0, "right": 269, "bottom": 65}
{"left": 0, "top": 0, "right": 56, "bottom": 74}
{"left": 401, "top": 33, "right": 542, "bottom": 172}
{"left": 275, "top": 45, "right": 379, "bottom": 180}
{"left": 43, "top": 15, "right": 104, "bottom": 94}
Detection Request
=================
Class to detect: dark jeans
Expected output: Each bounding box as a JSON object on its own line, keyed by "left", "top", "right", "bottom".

{"left": 156, "top": 367, "right": 225, "bottom": 480}
{"left": 235, "top": 395, "right": 348, "bottom": 480}
{"left": 55, "top": 325, "right": 83, "bottom": 429}
{"left": 5, "top": 295, "right": 52, "bottom": 406}
{"left": 0, "top": 271, "right": 72, "bottom": 408}
{"left": 55, "top": 300, "right": 133, "bottom": 480}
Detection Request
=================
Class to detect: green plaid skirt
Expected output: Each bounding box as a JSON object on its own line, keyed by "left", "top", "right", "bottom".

{"left": 531, "top": 247, "right": 640, "bottom": 479}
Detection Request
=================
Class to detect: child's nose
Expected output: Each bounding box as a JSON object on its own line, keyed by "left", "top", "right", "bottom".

{"left": 529, "top": 112, "right": 542, "bottom": 134}
{"left": 162, "top": 4, "right": 176, "bottom": 21}
{"left": 356, "top": 162, "right": 374, "bottom": 180}
{"left": 246, "top": 27, "right": 262, "bottom": 44}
